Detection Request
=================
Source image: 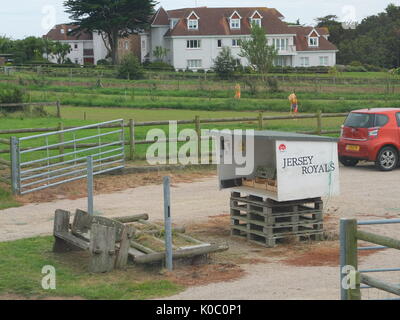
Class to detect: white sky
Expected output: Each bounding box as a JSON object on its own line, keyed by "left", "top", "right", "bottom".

{"left": 0, "top": 0, "right": 398, "bottom": 39}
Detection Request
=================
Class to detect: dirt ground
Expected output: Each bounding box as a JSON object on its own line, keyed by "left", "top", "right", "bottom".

{"left": 1, "top": 163, "right": 400, "bottom": 300}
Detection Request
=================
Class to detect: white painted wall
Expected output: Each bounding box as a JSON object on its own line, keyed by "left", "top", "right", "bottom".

{"left": 93, "top": 32, "right": 109, "bottom": 64}
{"left": 294, "top": 51, "right": 337, "bottom": 67}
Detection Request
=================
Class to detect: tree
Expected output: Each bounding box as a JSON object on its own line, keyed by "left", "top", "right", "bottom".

{"left": 52, "top": 42, "right": 72, "bottom": 64}
{"left": 239, "top": 23, "right": 277, "bottom": 79}
{"left": 117, "top": 53, "right": 144, "bottom": 79}
{"left": 153, "top": 46, "right": 169, "bottom": 62}
{"left": 64, "top": 0, "right": 156, "bottom": 64}
{"left": 213, "top": 47, "right": 236, "bottom": 79}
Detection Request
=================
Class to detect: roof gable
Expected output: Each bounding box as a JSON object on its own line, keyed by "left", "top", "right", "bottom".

{"left": 151, "top": 7, "right": 170, "bottom": 26}
{"left": 187, "top": 11, "right": 200, "bottom": 20}
{"left": 230, "top": 11, "right": 242, "bottom": 19}
{"left": 250, "top": 10, "right": 263, "bottom": 19}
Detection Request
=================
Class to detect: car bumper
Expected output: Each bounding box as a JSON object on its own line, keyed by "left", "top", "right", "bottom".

{"left": 338, "top": 139, "right": 373, "bottom": 160}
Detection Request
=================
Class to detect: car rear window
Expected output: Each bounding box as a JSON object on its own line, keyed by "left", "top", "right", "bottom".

{"left": 344, "top": 113, "right": 375, "bottom": 128}
{"left": 344, "top": 113, "right": 389, "bottom": 128}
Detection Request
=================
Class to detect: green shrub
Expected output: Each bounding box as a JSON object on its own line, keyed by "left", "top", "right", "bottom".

{"left": 144, "top": 61, "right": 174, "bottom": 71}
{"left": 117, "top": 54, "right": 144, "bottom": 80}
{"left": 0, "top": 86, "right": 26, "bottom": 113}
{"left": 213, "top": 47, "right": 236, "bottom": 79}
{"left": 97, "top": 59, "right": 110, "bottom": 66}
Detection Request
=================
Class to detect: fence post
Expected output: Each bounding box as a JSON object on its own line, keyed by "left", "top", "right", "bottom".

{"left": 163, "top": 176, "right": 173, "bottom": 270}
{"left": 87, "top": 156, "right": 94, "bottom": 215}
{"left": 10, "top": 136, "right": 19, "bottom": 195}
{"left": 56, "top": 101, "right": 61, "bottom": 119}
{"left": 58, "top": 122, "right": 64, "bottom": 162}
{"left": 195, "top": 116, "right": 201, "bottom": 162}
{"left": 317, "top": 110, "right": 322, "bottom": 134}
{"left": 258, "top": 112, "right": 263, "bottom": 130}
{"left": 129, "top": 119, "right": 135, "bottom": 161}
{"left": 340, "top": 218, "right": 360, "bottom": 300}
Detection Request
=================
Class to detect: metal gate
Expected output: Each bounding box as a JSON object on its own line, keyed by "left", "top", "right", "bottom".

{"left": 11, "top": 119, "right": 125, "bottom": 195}
{"left": 340, "top": 218, "right": 400, "bottom": 300}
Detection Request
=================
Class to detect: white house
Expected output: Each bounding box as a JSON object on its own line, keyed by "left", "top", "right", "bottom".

{"left": 142, "top": 7, "right": 338, "bottom": 70}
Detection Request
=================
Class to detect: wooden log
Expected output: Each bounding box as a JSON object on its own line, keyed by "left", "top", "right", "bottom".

{"left": 137, "top": 219, "right": 186, "bottom": 234}
{"left": 130, "top": 240, "right": 156, "bottom": 254}
{"left": 115, "top": 225, "right": 135, "bottom": 269}
{"left": 360, "top": 274, "right": 400, "bottom": 296}
{"left": 132, "top": 243, "right": 229, "bottom": 264}
{"left": 0, "top": 158, "right": 10, "bottom": 166}
{"left": 89, "top": 224, "right": 116, "bottom": 273}
{"left": 357, "top": 230, "right": 400, "bottom": 250}
{"left": 0, "top": 138, "right": 10, "bottom": 145}
{"left": 114, "top": 214, "right": 149, "bottom": 223}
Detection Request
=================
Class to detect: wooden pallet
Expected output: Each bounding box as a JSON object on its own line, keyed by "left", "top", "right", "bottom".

{"left": 231, "top": 212, "right": 323, "bottom": 228}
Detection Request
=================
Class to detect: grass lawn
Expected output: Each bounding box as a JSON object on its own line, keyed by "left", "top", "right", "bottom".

{"left": 0, "top": 186, "right": 20, "bottom": 210}
{"left": 0, "top": 236, "right": 183, "bottom": 299}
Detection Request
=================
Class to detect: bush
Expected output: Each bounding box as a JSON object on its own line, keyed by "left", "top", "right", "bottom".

{"left": 144, "top": 61, "right": 174, "bottom": 71}
{"left": 265, "top": 77, "right": 280, "bottom": 92}
{"left": 0, "top": 86, "right": 26, "bottom": 113}
{"left": 97, "top": 59, "right": 110, "bottom": 66}
{"left": 213, "top": 47, "right": 236, "bottom": 79}
{"left": 117, "top": 54, "right": 144, "bottom": 80}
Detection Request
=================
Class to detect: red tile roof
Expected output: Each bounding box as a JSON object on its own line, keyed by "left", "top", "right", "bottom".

{"left": 289, "top": 26, "right": 338, "bottom": 51}
{"left": 44, "top": 24, "right": 93, "bottom": 41}
{"left": 163, "top": 7, "right": 293, "bottom": 36}
{"left": 151, "top": 7, "right": 170, "bottom": 25}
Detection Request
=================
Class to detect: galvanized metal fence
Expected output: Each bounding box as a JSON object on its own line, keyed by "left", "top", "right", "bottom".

{"left": 340, "top": 218, "right": 400, "bottom": 300}
{"left": 10, "top": 119, "right": 125, "bottom": 195}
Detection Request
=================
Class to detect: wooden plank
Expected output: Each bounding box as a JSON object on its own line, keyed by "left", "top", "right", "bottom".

{"left": 53, "top": 210, "right": 72, "bottom": 253}
{"left": 114, "top": 214, "right": 149, "bottom": 223}
{"left": 71, "top": 209, "right": 92, "bottom": 234}
{"left": 55, "top": 231, "right": 90, "bottom": 251}
{"left": 357, "top": 230, "right": 400, "bottom": 251}
{"left": 89, "top": 224, "right": 116, "bottom": 273}
{"left": 115, "top": 225, "right": 135, "bottom": 269}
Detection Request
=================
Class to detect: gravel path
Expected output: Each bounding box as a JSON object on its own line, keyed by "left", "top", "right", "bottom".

{"left": 1, "top": 163, "right": 400, "bottom": 300}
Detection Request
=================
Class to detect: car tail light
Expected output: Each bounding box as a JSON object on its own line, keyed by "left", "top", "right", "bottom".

{"left": 368, "top": 127, "right": 380, "bottom": 139}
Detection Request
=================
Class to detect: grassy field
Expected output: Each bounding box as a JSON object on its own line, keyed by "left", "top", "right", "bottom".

{"left": 0, "top": 236, "right": 182, "bottom": 299}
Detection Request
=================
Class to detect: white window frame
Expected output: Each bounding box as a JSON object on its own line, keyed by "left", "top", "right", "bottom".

{"left": 309, "top": 37, "right": 319, "bottom": 47}
{"left": 186, "top": 40, "right": 201, "bottom": 49}
{"left": 251, "top": 18, "right": 262, "bottom": 27}
{"left": 188, "top": 19, "right": 198, "bottom": 30}
{"left": 319, "top": 56, "right": 329, "bottom": 66}
{"left": 170, "top": 19, "right": 178, "bottom": 29}
{"left": 232, "top": 39, "right": 240, "bottom": 47}
{"left": 60, "top": 29, "right": 65, "bottom": 34}
{"left": 187, "top": 59, "right": 202, "bottom": 69}
{"left": 230, "top": 19, "right": 241, "bottom": 29}
{"left": 300, "top": 57, "right": 310, "bottom": 67}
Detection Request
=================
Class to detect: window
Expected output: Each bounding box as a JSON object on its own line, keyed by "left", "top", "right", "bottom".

{"left": 251, "top": 19, "right": 262, "bottom": 27}
{"left": 232, "top": 39, "right": 240, "bottom": 47}
{"left": 217, "top": 39, "right": 222, "bottom": 48}
{"left": 188, "top": 19, "right": 198, "bottom": 30}
{"left": 319, "top": 56, "right": 328, "bottom": 66}
{"left": 230, "top": 19, "right": 240, "bottom": 29}
{"left": 142, "top": 40, "right": 146, "bottom": 51}
{"left": 344, "top": 113, "right": 375, "bottom": 128}
{"left": 74, "top": 58, "right": 79, "bottom": 64}
{"left": 309, "top": 37, "right": 319, "bottom": 47}
{"left": 124, "top": 41, "right": 129, "bottom": 50}
{"left": 74, "top": 43, "right": 78, "bottom": 50}
{"left": 187, "top": 59, "right": 202, "bottom": 69}
{"left": 170, "top": 19, "right": 178, "bottom": 29}
{"left": 273, "top": 39, "right": 288, "bottom": 51}
{"left": 375, "top": 114, "right": 389, "bottom": 127}
{"left": 275, "top": 57, "right": 286, "bottom": 67}
{"left": 396, "top": 113, "right": 400, "bottom": 127}
{"left": 186, "top": 40, "right": 201, "bottom": 49}
{"left": 60, "top": 29, "right": 65, "bottom": 34}
{"left": 300, "top": 57, "right": 310, "bottom": 67}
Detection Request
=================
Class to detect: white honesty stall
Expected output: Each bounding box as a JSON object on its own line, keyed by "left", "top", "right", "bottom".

{"left": 214, "top": 130, "right": 340, "bottom": 202}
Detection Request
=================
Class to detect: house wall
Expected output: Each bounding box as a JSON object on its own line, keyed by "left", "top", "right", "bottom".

{"left": 150, "top": 26, "right": 171, "bottom": 62}
{"left": 93, "top": 32, "right": 109, "bottom": 64}
{"left": 294, "top": 51, "right": 337, "bottom": 67}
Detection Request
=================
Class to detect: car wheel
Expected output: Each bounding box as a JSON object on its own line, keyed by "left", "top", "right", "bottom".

{"left": 339, "top": 157, "right": 359, "bottom": 167}
{"left": 376, "top": 146, "right": 398, "bottom": 171}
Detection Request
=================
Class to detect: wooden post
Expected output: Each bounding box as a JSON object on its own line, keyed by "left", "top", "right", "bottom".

{"left": 343, "top": 219, "right": 360, "bottom": 300}
{"left": 115, "top": 225, "right": 135, "bottom": 269}
{"left": 89, "top": 224, "right": 116, "bottom": 273}
{"left": 258, "top": 112, "right": 263, "bottom": 130}
{"left": 53, "top": 209, "right": 71, "bottom": 253}
{"left": 195, "top": 116, "right": 201, "bottom": 162}
{"left": 58, "top": 122, "right": 64, "bottom": 163}
{"left": 129, "top": 119, "right": 135, "bottom": 161}
{"left": 317, "top": 110, "right": 322, "bottom": 134}
{"left": 56, "top": 101, "right": 61, "bottom": 119}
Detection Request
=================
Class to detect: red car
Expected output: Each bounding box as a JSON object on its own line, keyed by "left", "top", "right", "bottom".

{"left": 338, "top": 108, "right": 400, "bottom": 171}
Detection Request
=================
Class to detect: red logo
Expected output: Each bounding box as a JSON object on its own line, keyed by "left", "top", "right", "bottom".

{"left": 279, "top": 144, "right": 287, "bottom": 152}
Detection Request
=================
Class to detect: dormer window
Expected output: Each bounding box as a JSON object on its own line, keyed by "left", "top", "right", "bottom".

{"left": 187, "top": 11, "right": 200, "bottom": 30}
{"left": 170, "top": 19, "right": 178, "bottom": 29}
{"left": 188, "top": 19, "right": 198, "bottom": 30}
{"left": 309, "top": 37, "right": 319, "bottom": 47}
{"left": 308, "top": 29, "right": 320, "bottom": 47}
{"left": 230, "top": 11, "right": 242, "bottom": 29}
{"left": 250, "top": 11, "right": 263, "bottom": 28}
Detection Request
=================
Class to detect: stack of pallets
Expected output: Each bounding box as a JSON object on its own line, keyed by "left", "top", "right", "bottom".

{"left": 230, "top": 191, "right": 324, "bottom": 247}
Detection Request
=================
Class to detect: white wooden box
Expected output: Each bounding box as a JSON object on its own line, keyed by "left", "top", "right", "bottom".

{"left": 215, "top": 130, "right": 340, "bottom": 202}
